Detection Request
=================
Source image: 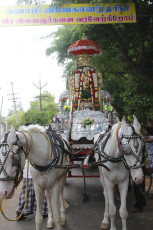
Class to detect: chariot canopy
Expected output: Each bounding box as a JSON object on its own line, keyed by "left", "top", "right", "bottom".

{"left": 67, "top": 33, "right": 102, "bottom": 56}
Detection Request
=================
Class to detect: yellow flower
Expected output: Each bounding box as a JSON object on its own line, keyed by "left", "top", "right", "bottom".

{"left": 64, "top": 105, "right": 71, "bottom": 111}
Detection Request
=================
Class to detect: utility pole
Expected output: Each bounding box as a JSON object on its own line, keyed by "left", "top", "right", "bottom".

{"left": 0, "top": 86, "right": 3, "bottom": 123}
{"left": 0, "top": 96, "right": 3, "bottom": 122}
{"left": 8, "top": 82, "right": 19, "bottom": 124}
{"left": 33, "top": 79, "right": 47, "bottom": 111}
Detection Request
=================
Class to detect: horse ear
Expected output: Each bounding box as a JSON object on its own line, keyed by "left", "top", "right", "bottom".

{"left": 133, "top": 115, "right": 141, "bottom": 131}
{"left": 9, "top": 124, "right": 17, "bottom": 143}
{"left": 1, "top": 122, "right": 7, "bottom": 142}
{"left": 121, "top": 116, "right": 128, "bottom": 134}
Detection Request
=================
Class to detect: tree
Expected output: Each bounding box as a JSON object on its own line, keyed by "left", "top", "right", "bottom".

{"left": 21, "top": 109, "right": 52, "bottom": 126}
{"left": 30, "top": 90, "right": 58, "bottom": 113}
{"left": 22, "top": 91, "right": 58, "bottom": 125}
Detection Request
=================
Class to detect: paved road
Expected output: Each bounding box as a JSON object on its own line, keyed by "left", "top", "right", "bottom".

{"left": 0, "top": 168, "right": 153, "bottom": 230}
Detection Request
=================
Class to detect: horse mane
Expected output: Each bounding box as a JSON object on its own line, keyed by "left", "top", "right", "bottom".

{"left": 19, "top": 124, "right": 46, "bottom": 133}
{"left": 109, "top": 122, "right": 121, "bottom": 153}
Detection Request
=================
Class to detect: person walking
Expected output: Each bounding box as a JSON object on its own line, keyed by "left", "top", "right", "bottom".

{"left": 16, "top": 160, "right": 48, "bottom": 220}
{"left": 144, "top": 127, "right": 153, "bottom": 174}
{"left": 131, "top": 180, "right": 146, "bottom": 213}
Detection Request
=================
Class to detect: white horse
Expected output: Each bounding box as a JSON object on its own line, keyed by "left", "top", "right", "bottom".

{"left": 93, "top": 115, "right": 144, "bottom": 230}
{"left": 0, "top": 123, "right": 70, "bottom": 230}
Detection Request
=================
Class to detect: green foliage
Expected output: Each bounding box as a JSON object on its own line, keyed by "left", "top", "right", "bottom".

{"left": 103, "top": 75, "right": 153, "bottom": 125}
{"left": 20, "top": 109, "right": 52, "bottom": 126}
{"left": 27, "top": 91, "right": 59, "bottom": 125}
{"left": 30, "top": 91, "right": 58, "bottom": 112}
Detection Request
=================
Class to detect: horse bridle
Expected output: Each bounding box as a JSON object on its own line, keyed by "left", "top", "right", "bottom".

{"left": 0, "top": 133, "right": 27, "bottom": 188}
{"left": 96, "top": 124, "right": 145, "bottom": 170}
{"left": 118, "top": 124, "right": 145, "bottom": 169}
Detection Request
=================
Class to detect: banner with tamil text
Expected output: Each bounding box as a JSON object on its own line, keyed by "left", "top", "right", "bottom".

{"left": 0, "top": 3, "right": 136, "bottom": 27}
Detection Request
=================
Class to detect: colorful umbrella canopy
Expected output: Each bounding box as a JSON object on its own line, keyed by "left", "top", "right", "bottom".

{"left": 67, "top": 34, "right": 102, "bottom": 56}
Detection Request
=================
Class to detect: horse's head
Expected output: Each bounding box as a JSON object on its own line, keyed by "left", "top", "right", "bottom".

{"left": 119, "top": 115, "right": 144, "bottom": 184}
{"left": 0, "top": 123, "right": 25, "bottom": 199}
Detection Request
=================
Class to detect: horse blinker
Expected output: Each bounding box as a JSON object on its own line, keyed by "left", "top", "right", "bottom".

{"left": 12, "top": 153, "right": 20, "bottom": 167}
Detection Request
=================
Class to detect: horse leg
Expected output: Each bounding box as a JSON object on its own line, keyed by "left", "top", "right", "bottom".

{"left": 118, "top": 179, "right": 129, "bottom": 230}
{"left": 52, "top": 182, "right": 61, "bottom": 230}
{"left": 34, "top": 183, "right": 44, "bottom": 230}
{"left": 99, "top": 169, "right": 109, "bottom": 229}
{"left": 45, "top": 189, "right": 54, "bottom": 229}
{"left": 104, "top": 178, "right": 116, "bottom": 230}
{"left": 59, "top": 175, "right": 67, "bottom": 226}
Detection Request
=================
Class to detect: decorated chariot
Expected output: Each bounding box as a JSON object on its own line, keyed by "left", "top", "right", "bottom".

{"left": 52, "top": 35, "right": 118, "bottom": 175}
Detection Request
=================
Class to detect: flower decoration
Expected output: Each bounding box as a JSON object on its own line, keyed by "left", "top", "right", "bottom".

{"left": 104, "top": 105, "right": 113, "bottom": 112}
{"left": 73, "top": 100, "right": 78, "bottom": 108}
{"left": 94, "top": 101, "right": 100, "bottom": 109}
{"left": 109, "top": 105, "right": 113, "bottom": 112}
{"left": 82, "top": 117, "right": 94, "bottom": 129}
{"left": 60, "top": 97, "right": 68, "bottom": 103}
{"left": 104, "top": 105, "right": 108, "bottom": 111}
{"left": 64, "top": 105, "right": 71, "bottom": 111}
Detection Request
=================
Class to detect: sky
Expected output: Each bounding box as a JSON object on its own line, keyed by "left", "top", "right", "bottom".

{"left": 0, "top": 1, "right": 66, "bottom": 116}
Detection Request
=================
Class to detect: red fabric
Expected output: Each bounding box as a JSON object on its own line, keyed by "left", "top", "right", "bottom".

{"left": 68, "top": 39, "right": 102, "bottom": 55}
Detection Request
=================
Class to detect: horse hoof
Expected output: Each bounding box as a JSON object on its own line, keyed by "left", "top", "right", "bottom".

{"left": 101, "top": 223, "right": 109, "bottom": 229}
{"left": 61, "top": 219, "right": 67, "bottom": 226}
{"left": 47, "top": 222, "right": 54, "bottom": 229}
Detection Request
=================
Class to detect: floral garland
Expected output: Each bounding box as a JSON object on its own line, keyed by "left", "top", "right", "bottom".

{"left": 73, "top": 100, "right": 78, "bottom": 108}
{"left": 60, "top": 97, "right": 68, "bottom": 103}
{"left": 94, "top": 100, "right": 100, "bottom": 109}
{"left": 72, "top": 68, "right": 100, "bottom": 110}
{"left": 82, "top": 117, "right": 94, "bottom": 129}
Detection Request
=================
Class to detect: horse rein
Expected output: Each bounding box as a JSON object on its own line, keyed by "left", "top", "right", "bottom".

{"left": 17, "top": 131, "right": 33, "bottom": 157}
{"left": 0, "top": 160, "right": 30, "bottom": 221}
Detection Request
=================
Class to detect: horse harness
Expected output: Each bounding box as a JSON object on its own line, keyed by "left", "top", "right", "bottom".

{"left": 93, "top": 123, "right": 145, "bottom": 170}
{"left": 0, "top": 133, "right": 23, "bottom": 188}
{"left": 30, "top": 128, "right": 71, "bottom": 172}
